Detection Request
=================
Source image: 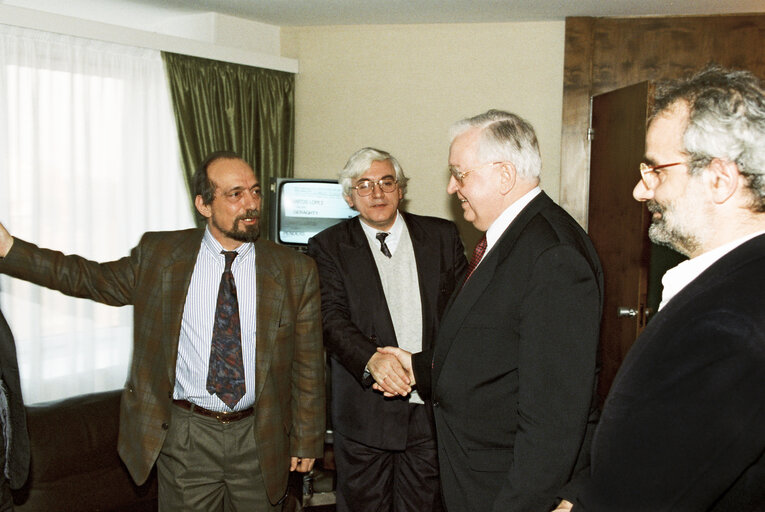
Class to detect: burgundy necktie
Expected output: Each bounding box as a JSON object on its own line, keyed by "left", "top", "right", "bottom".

{"left": 463, "top": 234, "right": 487, "bottom": 284}
{"left": 206, "top": 251, "right": 246, "bottom": 409}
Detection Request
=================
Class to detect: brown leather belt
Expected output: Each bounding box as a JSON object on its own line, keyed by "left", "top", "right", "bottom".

{"left": 173, "top": 399, "right": 254, "bottom": 424}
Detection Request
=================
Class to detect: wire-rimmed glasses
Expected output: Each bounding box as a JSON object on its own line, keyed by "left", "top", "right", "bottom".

{"left": 448, "top": 161, "right": 502, "bottom": 185}
{"left": 351, "top": 177, "right": 398, "bottom": 196}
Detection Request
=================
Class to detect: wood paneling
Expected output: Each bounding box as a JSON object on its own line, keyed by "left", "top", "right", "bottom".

{"left": 560, "top": 14, "right": 765, "bottom": 226}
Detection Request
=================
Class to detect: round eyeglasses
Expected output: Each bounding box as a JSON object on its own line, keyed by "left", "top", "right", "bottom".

{"left": 351, "top": 177, "right": 398, "bottom": 196}
{"left": 639, "top": 161, "right": 684, "bottom": 189}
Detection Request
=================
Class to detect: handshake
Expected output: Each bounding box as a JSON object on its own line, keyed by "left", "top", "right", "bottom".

{"left": 367, "top": 347, "right": 415, "bottom": 397}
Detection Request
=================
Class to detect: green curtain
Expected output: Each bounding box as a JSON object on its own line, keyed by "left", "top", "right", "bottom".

{"left": 162, "top": 51, "right": 295, "bottom": 239}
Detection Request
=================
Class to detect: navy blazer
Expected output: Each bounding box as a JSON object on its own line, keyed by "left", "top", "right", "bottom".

{"left": 413, "top": 192, "right": 604, "bottom": 512}
{"left": 576, "top": 234, "right": 765, "bottom": 511}
{"left": 308, "top": 211, "right": 466, "bottom": 450}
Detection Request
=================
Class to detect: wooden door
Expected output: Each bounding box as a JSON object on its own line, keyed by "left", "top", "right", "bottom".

{"left": 587, "top": 82, "right": 653, "bottom": 402}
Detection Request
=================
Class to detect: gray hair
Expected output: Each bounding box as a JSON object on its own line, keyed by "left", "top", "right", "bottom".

{"left": 653, "top": 65, "right": 765, "bottom": 212}
{"left": 449, "top": 109, "right": 542, "bottom": 182}
{"left": 338, "top": 147, "right": 409, "bottom": 197}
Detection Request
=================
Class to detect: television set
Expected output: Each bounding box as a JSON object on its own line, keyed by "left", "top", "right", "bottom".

{"left": 269, "top": 177, "right": 358, "bottom": 249}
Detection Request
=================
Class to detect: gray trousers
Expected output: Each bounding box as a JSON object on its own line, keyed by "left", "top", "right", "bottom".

{"left": 157, "top": 403, "right": 280, "bottom": 512}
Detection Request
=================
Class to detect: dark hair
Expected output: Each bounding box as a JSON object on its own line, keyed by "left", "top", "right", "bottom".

{"left": 192, "top": 150, "right": 245, "bottom": 205}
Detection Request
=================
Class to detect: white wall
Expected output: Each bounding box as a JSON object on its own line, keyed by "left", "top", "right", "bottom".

{"left": 282, "top": 22, "right": 565, "bottom": 245}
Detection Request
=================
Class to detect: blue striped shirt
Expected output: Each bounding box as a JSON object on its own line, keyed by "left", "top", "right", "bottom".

{"left": 173, "top": 227, "right": 258, "bottom": 411}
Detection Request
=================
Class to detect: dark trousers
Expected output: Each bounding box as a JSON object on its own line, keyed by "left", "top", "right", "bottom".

{"left": 334, "top": 404, "right": 443, "bottom": 512}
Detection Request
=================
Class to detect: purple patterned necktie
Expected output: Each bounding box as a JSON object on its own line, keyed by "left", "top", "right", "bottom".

{"left": 206, "top": 250, "right": 246, "bottom": 409}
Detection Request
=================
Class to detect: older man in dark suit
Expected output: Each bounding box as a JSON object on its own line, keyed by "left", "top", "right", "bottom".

{"left": 308, "top": 147, "right": 467, "bottom": 511}
{"left": 555, "top": 66, "right": 765, "bottom": 512}
{"left": 380, "top": 111, "right": 603, "bottom": 512}
{"left": 0, "top": 309, "right": 30, "bottom": 511}
{"left": 0, "top": 151, "right": 325, "bottom": 511}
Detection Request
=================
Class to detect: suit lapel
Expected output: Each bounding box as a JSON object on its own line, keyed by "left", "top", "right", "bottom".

{"left": 404, "top": 213, "right": 439, "bottom": 349}
{"left": 254, "top": 240, "right": 286, "bottom": 400}
{"left": 341, "top": 218, "right": 397, "bottom": 342}
{"left": 342, "top": 218, "right": 380, "bottom": 285}
{"left": 160, "top": 229, "right": 204, "bottom": 383}
{"left": 431, "top": 242, "right": 500, "bottom": 377}
{"left": 433, "top": 193, "right": 552, "bottom": 383}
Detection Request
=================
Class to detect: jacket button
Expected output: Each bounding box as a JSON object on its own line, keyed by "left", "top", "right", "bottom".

{"left": 432, "top": 401, "right": 439, "bottom": 407}
{"left": 161, "top": 423, "right": 169, "bottom": 430}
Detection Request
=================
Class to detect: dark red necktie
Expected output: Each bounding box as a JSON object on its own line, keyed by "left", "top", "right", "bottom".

{"left": 206, "top": 251, "right": 246, "bottom": 409}
{"left": 463, "top": 234, "right": 487, "bottom": 284}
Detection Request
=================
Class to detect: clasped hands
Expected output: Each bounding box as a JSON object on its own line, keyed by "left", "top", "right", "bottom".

{"left": 367, "top": 347, "right": 415, "bottom": 397}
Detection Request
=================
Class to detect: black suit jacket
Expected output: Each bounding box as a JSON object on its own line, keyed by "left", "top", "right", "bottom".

{"left": 413, "top": 192, "right": 603, "bottom": 512}
{"left": 574, "top": 234, "right": 765, "bottom": 511}
{"left": 308, "top": 212, "right": 467, "bottom": 450}
{"left": 0, "top": 308, "right": 30, "bottom": 490}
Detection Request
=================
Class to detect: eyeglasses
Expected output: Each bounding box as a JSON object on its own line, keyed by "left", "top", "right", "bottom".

{"left": 448, "top": 161, "right": 502, "bottom": 185}
{"left": 639, "top": 161, "right": 684, "bottom": 189}
{"left": 351, "top": 177, "right": 398, "bottom": 196}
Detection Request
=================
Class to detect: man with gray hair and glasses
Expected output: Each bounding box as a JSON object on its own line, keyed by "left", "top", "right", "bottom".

{"left": 379, "top": 111, "right": 603, "bottom": 511}
{"left": 308, "top": 147, "right": 467, "bottom": 511}
{"left": 556, "top": 65, "right": 765, "bottom": 511}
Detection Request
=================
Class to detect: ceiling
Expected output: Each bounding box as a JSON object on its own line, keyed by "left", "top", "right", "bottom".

{"left": 4, "top": 0, "right": 765, "bottom": 27}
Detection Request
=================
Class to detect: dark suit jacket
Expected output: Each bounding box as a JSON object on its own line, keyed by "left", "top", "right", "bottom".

{"left": 0, "top": 229, "right": 325, "bottom": 504}
{"left": 0, "top": 308, "right": 30, "bottom": 489}
{"left": 412, "top": 192, "right": 603, "bottom": 512}
{"left": 574, "top": 234, "right": 765, "bottom": 511}
{"left": 307, "top": 212, "right": 467, "bottom": 450}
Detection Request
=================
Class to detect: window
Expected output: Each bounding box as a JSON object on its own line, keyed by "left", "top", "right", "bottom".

{"left": 0, "top": 24, "right": 194, "bottom": 403}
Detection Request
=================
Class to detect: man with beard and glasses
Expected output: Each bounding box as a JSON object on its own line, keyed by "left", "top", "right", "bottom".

{"left": 0, "top": 151, "right": 325, "bottom": 511}
{"left": 555, "top": 66, "right": 765, "bottom": 511}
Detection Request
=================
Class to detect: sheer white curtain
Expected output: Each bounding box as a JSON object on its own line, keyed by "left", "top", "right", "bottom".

{"left": 0, "top": 24, "right": 195, "bottom": 403}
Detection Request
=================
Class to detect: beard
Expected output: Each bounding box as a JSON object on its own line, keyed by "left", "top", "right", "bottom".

{"left": 213, "top": 209, "right": 260, "bottom": 244}
{"left": 646, "top": 200, "right": 700, "bottom": 257}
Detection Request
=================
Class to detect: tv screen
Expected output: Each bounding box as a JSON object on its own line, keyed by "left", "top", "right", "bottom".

{"left": 269, "top": 178, "right": 358, "bottom": 248}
